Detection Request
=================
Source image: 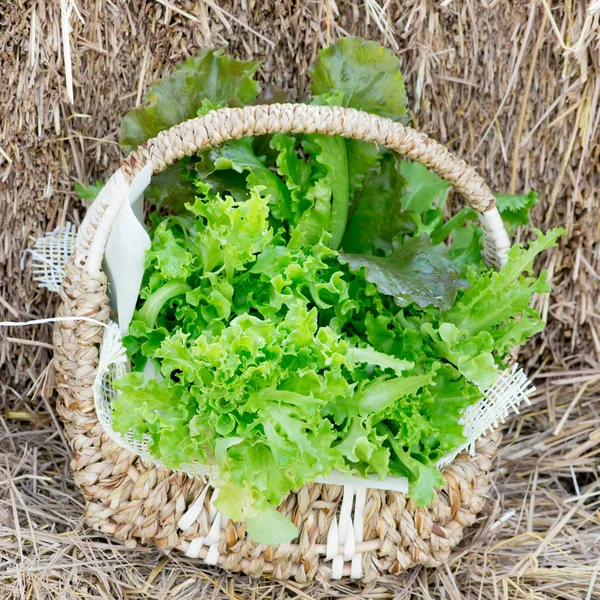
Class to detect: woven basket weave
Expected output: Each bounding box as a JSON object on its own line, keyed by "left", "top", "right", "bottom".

{"left": 53, "top": 104, "right": 509, "bottom": 583}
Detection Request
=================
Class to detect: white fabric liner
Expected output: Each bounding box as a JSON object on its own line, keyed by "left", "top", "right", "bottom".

{"left": 103, "top": 165, "right": 152, "bottom": 333}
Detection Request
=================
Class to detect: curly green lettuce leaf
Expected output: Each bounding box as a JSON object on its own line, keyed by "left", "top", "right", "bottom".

{"left": 154, "top": 306, "right": 346, "bottom": 521}
{"left": 330, "top": 371, "right": 434, "bottom": 424}
{"left": 369, "top": 362, "right": 484, "bottom": 506}
{"left": 445, "top": 229, "right": 564, "bottom": 344}
{"left": 495, "top": 190, "right": 539, "bottom": 227}
{"left": 378, "top": 423, "right": 445, "bottom": 507}
{"left": 358, "top": 373, "right": 434, "bottom": 415}
{"left": 186, "top": 184, "right": 273, "bottom": 278}
{"left": 419, "top": 366, "right": 483, "bottom": 453}
{"left": 270, "top": 133, "right": 313, "bottom": 224}
{"left": 347, "top": 347, "right": 414, "bottom": 376}
{"left": 121, "top": 319, "right": 169, "bottom": 371}
{"left": 339, "top": 235, "right": 468, "bottom": 310}
{"left": 137, "top": 281, "right": 192, "bottom": 329}
{"left": 113, "top": 373, "right": 206, "bottom": 466}
{"left": 121, "top": 50, "right": 260, "bottom": 152}
{"left": 288, "top": 134, "right": 348, "bottom": 249}
{"left": 406, "top": 462, "right": 445, "bottom": 506}
{"left": 75, "top": 181, "right": 103, "bottom": 201}
{"left": 335, "top": 416, "right": 390, "bottom": 477}
{"left": 200, "top": 138, "right": 293, "bottom": 220}
{"left": 421, "top": 323, "right": 498, "bottom": 390}
{"left": 144, "top": 220, "right": 195, "bottom": 281}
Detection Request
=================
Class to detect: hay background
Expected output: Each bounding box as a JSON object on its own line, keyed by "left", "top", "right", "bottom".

{"left": 1, "top": 0, "right": 599, "bottom": 597}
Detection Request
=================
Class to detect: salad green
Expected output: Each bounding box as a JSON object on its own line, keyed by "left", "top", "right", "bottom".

{"left": 98, "top": 39, "right": 563, "bottom": 545}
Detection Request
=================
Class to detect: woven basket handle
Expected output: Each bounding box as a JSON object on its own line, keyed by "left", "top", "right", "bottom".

{"left": 124, "top": 104, "right": 494, "bottom": 211}
{"left": 80, "top": 103, "right": 510, "bottom": 271}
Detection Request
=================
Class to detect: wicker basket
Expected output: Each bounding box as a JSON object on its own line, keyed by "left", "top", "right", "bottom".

{"left": 53, "top": 103, "right": 510, "bottom": 583}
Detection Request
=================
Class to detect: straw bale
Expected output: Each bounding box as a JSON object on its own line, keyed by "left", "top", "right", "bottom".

{"left": 1, "top": 1, "right": 599, "bottom": 597}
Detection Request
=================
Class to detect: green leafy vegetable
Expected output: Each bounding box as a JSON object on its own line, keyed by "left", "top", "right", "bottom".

{"left": 246, "top": 509, "right": 300, "bottom": 545}
{"left": 310, "top": 36, "right": 408, "bottom": 122}
{"left": 144, "top": 161, "right": 198, "bottom": 213}
{"left": 342, "top": 154, "right": 416, "bottom": 255}
{"left": 109, "top": 38, "right": 562, "bottom": 545}
{"left": 75, "top": 181, "right": 103, "bottom": 201}
{"left": 339, "top": 235, "right": 468, "bottom": 310}
{"left": 121, "top": 50, "right": 260, "bottom": 152}
{"left": 444, "top": 229, "right": 564, "bottom": 339}
{"left": 270, "top": 133, "right": 312, "bottom": 224}
{"left": 400, "top": 161, "right": 451, "bottom": 217}
{"left": 301, "top": 36, "right": 410, "bottom": 249}
{"left": 299, "top": 134, "right": 350, "bottom": 249}
{"left": 120, "top": 50, "right": 261, "bottom": 210}
{"left": 495, "top": 190, "right": 539, "bottom": 227}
